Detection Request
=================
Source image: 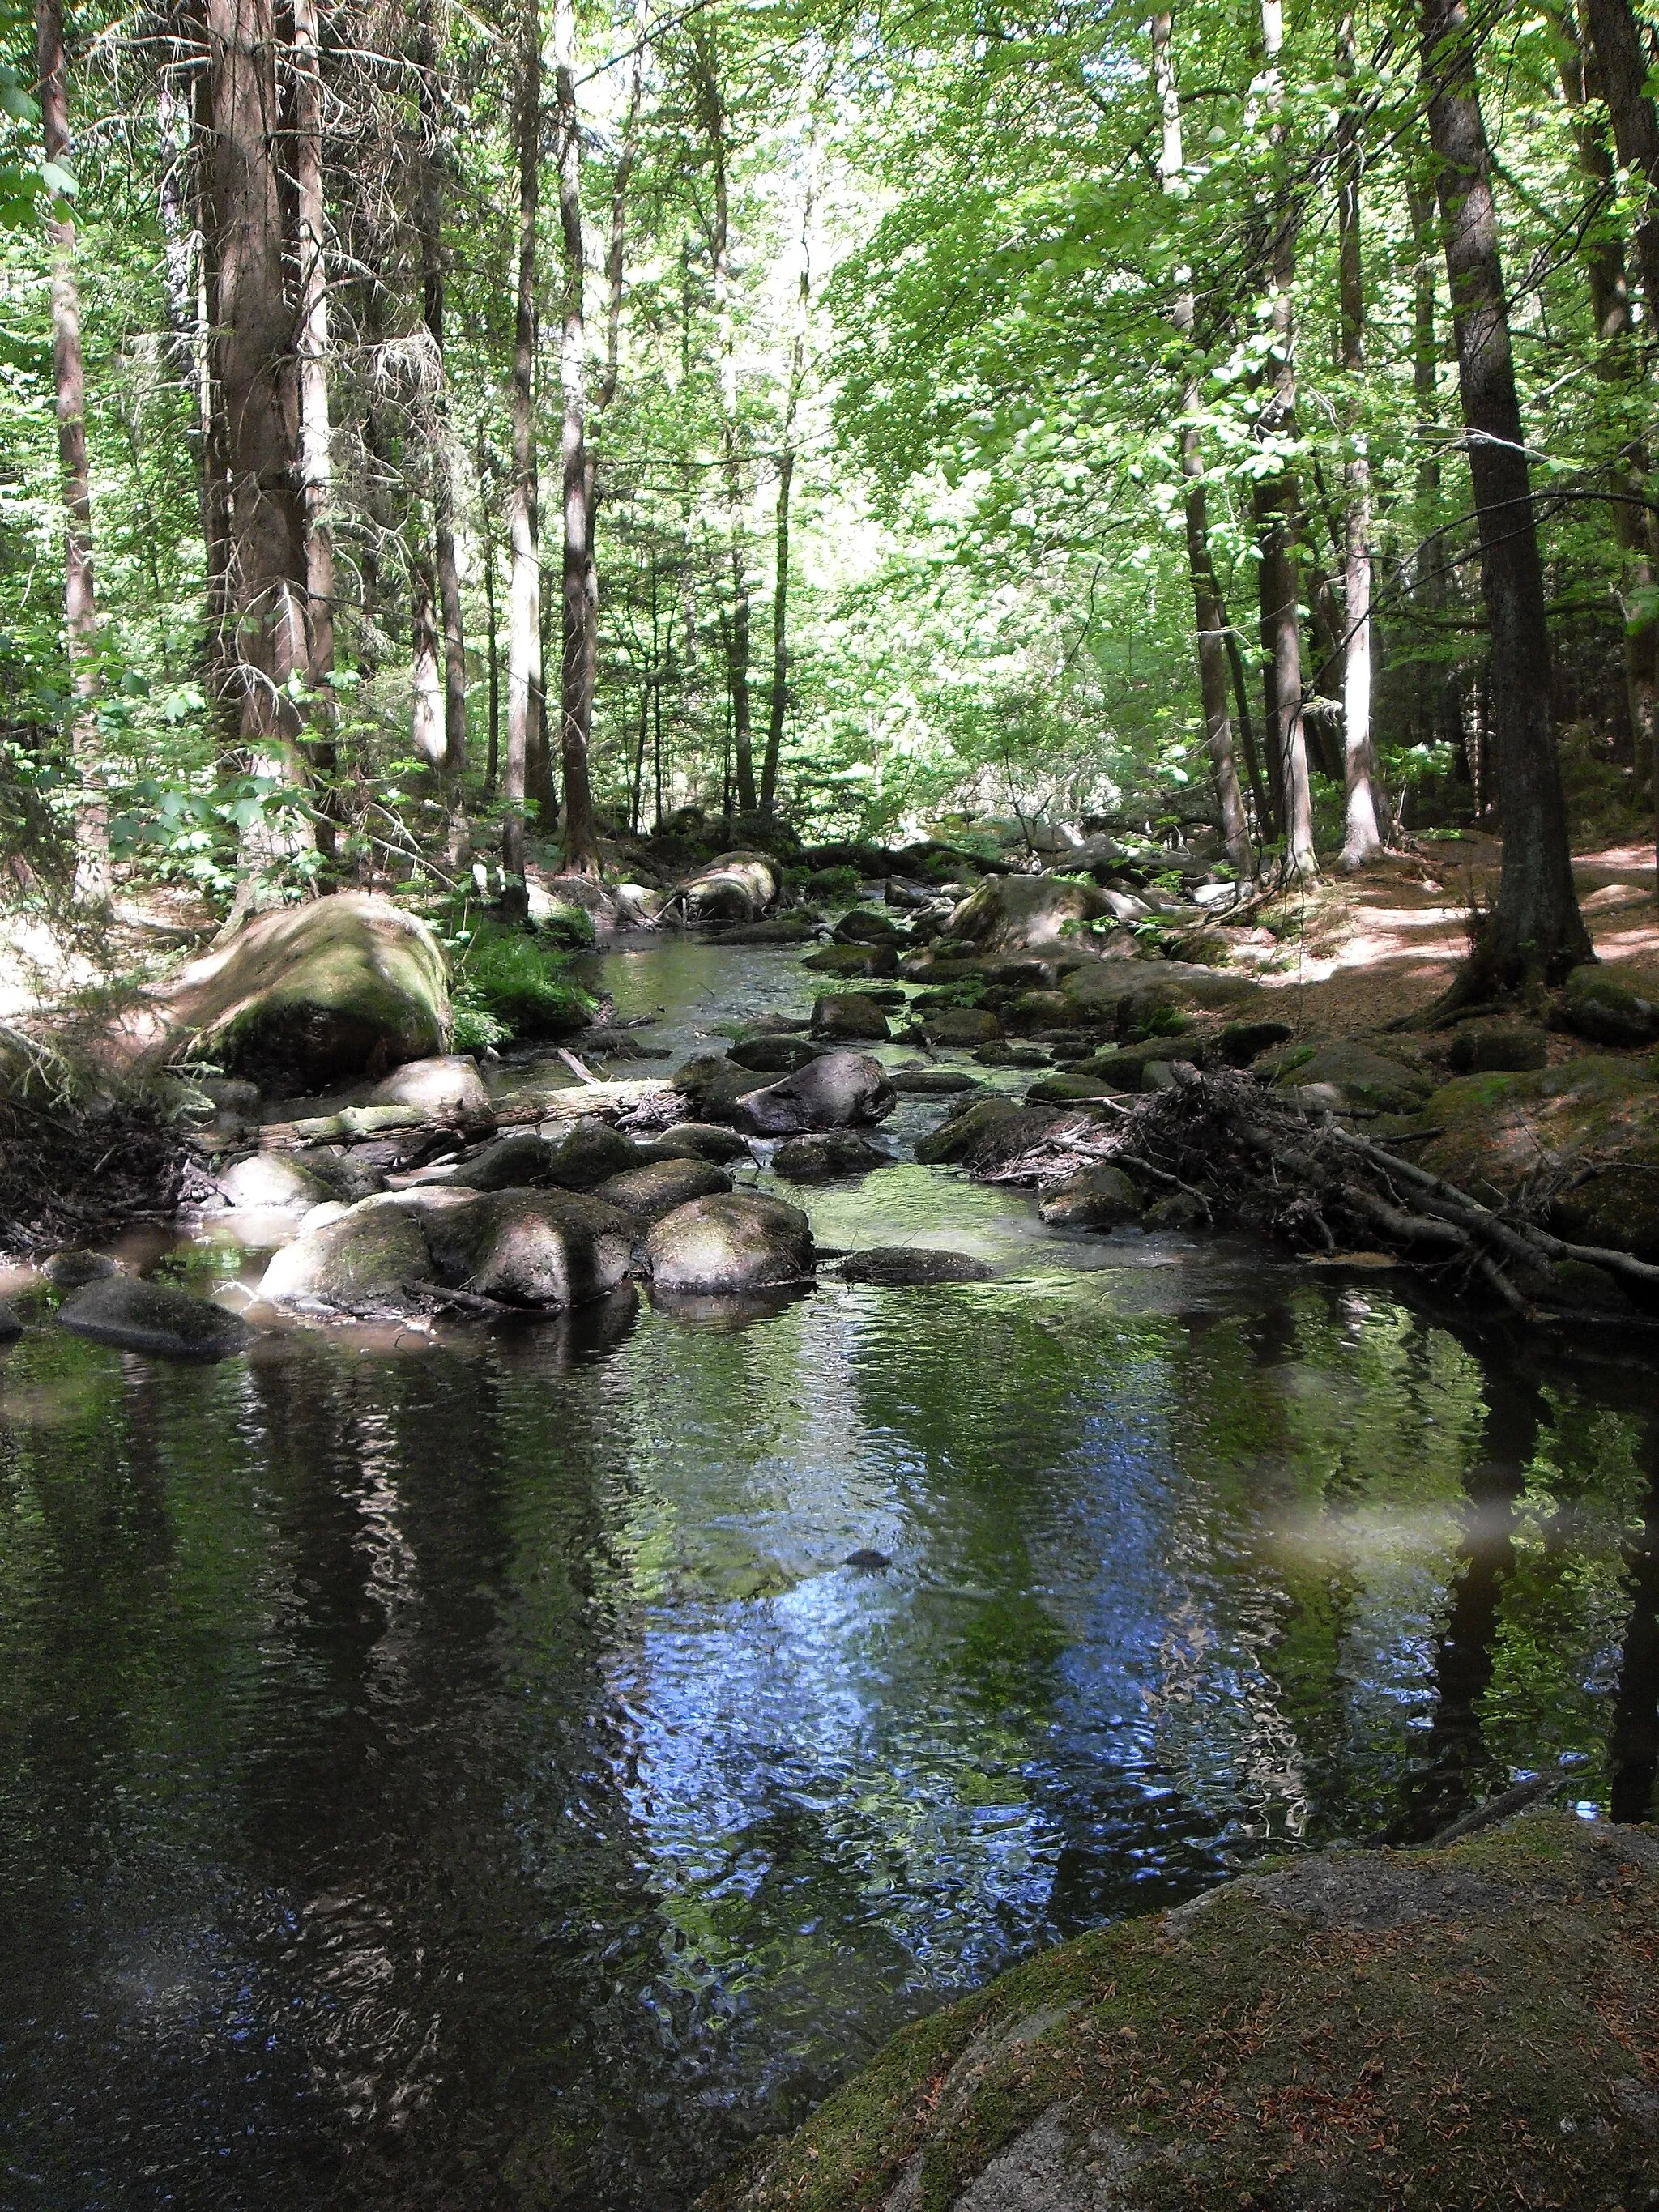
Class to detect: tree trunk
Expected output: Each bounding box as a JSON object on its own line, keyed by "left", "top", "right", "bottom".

{"left": 1406, "top": 176, "right": 1456, "bottom": 757}
{"left": 693, "top": 28, "right": 757, "bottom": 816}
{"left": 1337, "top": 11, "right": 1381, "bottom": 867}
{"left": 291, "top": 0, "right": 336, "bottom": 860}
{"left": 413, "top": 0, "right": 468, "bottom": 818}
{"left": 554, "top": 0, "right": 600, "bottom": 877}
{"left": 479, "top": 430, "right": 501, "bottom": 793}
{"left": 502, "top": 0, "right": 540, "bottom": 907}
{"left": 202, "top": 0, "right": 312, "bottom": 894}
{"left": 1421, "top": 0, "right": 1590, "bottom": 985}
{"left": 410, "top": 556, "right": 446, "bottom": 769}
{"left": 1254, "top": 0, "right": 1316, "bottom": 877}
{"left": 1150, "top": 12, "right": 1252, "bottom": 876}
{"left": 35, "top": 0, "right": 107, "bottom": 898}
{"left": 761, "top": 158, "right": 818, "bottom": 819}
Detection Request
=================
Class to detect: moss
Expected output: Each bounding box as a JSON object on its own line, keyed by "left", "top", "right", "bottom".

{"left": 708, "top": 1813, "right": 1659, "bottom": 2212}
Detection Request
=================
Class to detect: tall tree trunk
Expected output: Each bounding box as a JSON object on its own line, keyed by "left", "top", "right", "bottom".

{"left": 1406, "top": 176, "right": 1456, "bottom": 759}
{"left": 1151, "top": 12, "right": 1252, "bottom": 876}
{"left": 413, "top": 0, "right": 468, "bottom": 820}
{"left": 35, "top": 0, "right": 107, "bottom": 899}
{"left": 479, "top": 428, "right": 501, "bottom": 792}
{"left": 292, "top": 0, "right": 336, "bottom": 861}
{"left": 202, "top": 0, "right": 312, "bottom": 900}
{"left": 410, "top": 555, "right": 446, "bottom": 769}
{"left": 1421, "top": 0, "right": 1590, "bottom": 985}
{"left": 1579, "top": 0, "right": 1659, "bottom": 850}
{"left": 554, "top": 0, "right": 600, "bottom": 876}
{"left": 1254, "top": 0, "right": 1316, "bottom": 877}
{"left": 502, "top": 0, "right": 540, "bottom": 908}
{"left": 761, "top": 152, "right": 817, "bottom": 820}
{"left": 1337, "top": 11, "right": 1381, "bottom": 867}
{"left": 693, "top": 29, "right": 757, "bottom": 816}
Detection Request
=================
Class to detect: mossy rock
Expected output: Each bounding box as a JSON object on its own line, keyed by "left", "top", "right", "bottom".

{"left": 1418, "top": 1056, "right": 1659, "bottom": 1259}
{"left": 150, "top": 893, "right": 450, "bottom": 1087}
{"left": 703, "top": 1812, "right": 1659, "bottom": 2212}
{"left": 945, "top": 874, "right": 1112, "bottom": 953}
{"left": 803, "top": 943, "right": 901, "bottom": 979}
{"left": 1561, "top": 961, "right": 1659, "bottom": 1048}
{"left": 1063, "top": 959, "right": 1263, "bottom": 1032}
{"left": 1266, "top": 1040, "right": 1433, "bottom": 1113}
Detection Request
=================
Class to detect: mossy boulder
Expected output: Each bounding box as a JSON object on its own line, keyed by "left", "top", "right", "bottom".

{"left": 1561, "top": 961, "right": 1659, "bottom": 1048}
{"left": 367, "top": 1053, "right": 493, "bottom": 1125}
{"left": 833, "top": 908, "right": 908, "bottom": 946}
{"left": 771, "top": 1132, "right": 893, "bottom": 1181}
{"left": 921, "top": 1008, "right": 1002, "bottom": 1048}
{"left": 1417, "top": 1057, "right": 1659, "bottom": 1259}
{"left": 734, "top": 1051, "right": 896, "bottom": 1136}
{"left": 56, "top": 1275, "right": 254, "bottom": 1359}
{"left": 424, "top": 1188, "right": 635, "bottom": 1307}
{"left": 838, "top": 1247, "right": 993, "bottom": 1285}
{"left": 645, "top": 1192, "right": 815, "bottom": 1293}
{"left": 1267, "top": 1040, "right": 1433, "bottom": 1113}
{"left": 803, "top": 942, "right": 901, "bottom": 980}
{"left": 945, "top": 875, "right": 1112, "bottom": 953}
{"left": 703, "top": 1811, "right": 1659, "bottom": 2212}
{"left": 1063, "top": 958, "right": 1263, "bottom": 1033}
{"left": 258, "top": 1191, "right": 438, "bottom": 1309}
{"left": 147, "top": 893, "right": 450, "bottom": 1086}
{"left": 1446, "top": 1018, "right": 1550, "bottom": 1075}
{"left": 811, "top": 993, "right": 893, "bottom": 1042}
{"left": 1025, "top": 1072, "right": 1122, "bottom": 1106}
{"left": 1038, "top": 1163, "right": 1142, "bottom": 1228}
{"left": 595, "top": 1157, "right": 733, "bottom": 1221}
{"left": 676, "top": 850, "right": 782, "bottom": 923}
{"left": 730, "top": 1034, "right": 821, "bottom": 1074}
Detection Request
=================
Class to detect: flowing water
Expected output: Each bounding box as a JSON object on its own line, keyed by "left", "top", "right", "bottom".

{"left": 3, "top": 940, "right": 1658, "bottom": 2211}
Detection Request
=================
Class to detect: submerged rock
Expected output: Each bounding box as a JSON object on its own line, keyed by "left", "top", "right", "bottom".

{"left": 41, "top": 1248, "right": 118, "bottom": 1287}
{"left": 706, "top": 1811, "right": 1659, "bottom": 2212}
{"left": 596, "top": 1158, "right": 733, "bottom": 1221}
{"left": 645, "top": 1191, "right": 815, "bottom": 1293}
{"left": 771, "top": 1132, "right": 892, "bottom": 1181}
{"left": 810, "top": 993, "right": 892, "bottom": 1042}
{"left": 838, "top": 1247, "right": 993, "bottom": 1285}
{"left": 57, "top": 1275, "right": 254, "bottom": 1359}
{"left": 735, "top": 1051, "right": 896, "bottom": 1136}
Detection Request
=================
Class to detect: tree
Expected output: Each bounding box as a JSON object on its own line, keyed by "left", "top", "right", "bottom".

{"left": 292, "top": 0, "right": 336, "bottom": 860}
{"left": 553, "top": 0, "right": 600, "bottom": 876}
{"left": 1420, "top": 0, "right": 1589, "bottom": 987}
{"left": 502, "top": 0, "right": 541, "bottom": 906}
{"left": 1336, "top": 10, "right": 1380, "bottom": 868}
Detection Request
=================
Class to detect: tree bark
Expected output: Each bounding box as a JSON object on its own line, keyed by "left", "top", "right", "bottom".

{"left": 503, "top": 0, "right": 540, "bottom": 906}
{"left": 35, "top": 0, "right": 107, "bottom": 898}
{"left": 1421, "top": 0, "right": 1590, "bottom": 985}
{"left": 291, "top": 0, "right": 336, "bottom": 859}
{"left": 202, "top": 0, "right": 313, "bottom": 893}
{"left": 410, "top": 556, "right": 446, "bottom": 769}
{"left": 693, "top": 28, "right": 757, "bottom": 817}
{"left": 554, "top": 0, "right": 600, "bottom": 877}
{"left": 1254, "top": 0, "right": 1316, "bottom": 878}
{"left": 1337, "top": 11, "right": 1381, "bottom": 867}
{"left": 478, "top": 428, "right": 501, "bottom": 793}
{"left": 413, "top": 0, "right": 468, "bottom": 813}
{"left": 1151, "top": 11, "right": 1252, "bottom": 876}
{"left": 761, "top": 147, "right": 817, "bottom": 820}
{"left": 1405, "top": 175, "right": 1457, "bottom": 759}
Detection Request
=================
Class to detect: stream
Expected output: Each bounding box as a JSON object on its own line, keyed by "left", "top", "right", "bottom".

{"left": 3, "top": 937, "right": 1658, "bottom": 2210}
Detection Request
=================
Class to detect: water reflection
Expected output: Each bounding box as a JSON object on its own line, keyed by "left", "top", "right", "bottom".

{"left": 2, "top": 1148, "right": 1658, "bottom": 2206}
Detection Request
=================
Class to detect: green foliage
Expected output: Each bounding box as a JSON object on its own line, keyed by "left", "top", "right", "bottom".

{"left": 444, "top": 914, "right": 595, "bottom": 1044}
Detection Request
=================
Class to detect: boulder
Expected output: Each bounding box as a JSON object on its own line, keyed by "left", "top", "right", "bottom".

{"left": 889, "top": 1067, "right": 981, "bottom": 1095}
{"left": 644, "top": 1192, "right": 814, "bottom": 1293}
{"left": 1447, "top": 1020, "right": 1550, "bottom": 1075}
{"left": 832, "top": 907, "right": 907, "bottom": 945}
{"left": 975, "top": 1040, "right": 1050, "bottom": 1068}
{"left": 1025, "top": 1072, "right": 1124, "bottom": 1105}
{"left": 945, "top": 873, "right": 1112, "bottom": 953}
{"left": 734, "top": 1051, "right": 896, "bottom": 1136}
{"left": 367, "top": 1053, "right": 493, "bottom": 1126}
{"left": 801, "top": 942, "right": 900, "bottom": 979}
{"left": 1079, "top": 1039, "right": 1199, "bottom": 1092}
{"left": 1038, "top": 1162, "right": 1142, "bottom": 1228}
{"left": 258, "top": 1194, "right": 437, "bottom": 1309}
{"left": 674, "top": 1055, "right": 772, "bottom": 1120}
{"left": 728, "top": 1034, "right": 821, "bottom": 1073}
{"left": 422, "top": 1188, "right": 635, "bottom": 1307}
{"left": 215, "top": 1153, "right": 332, "bottom": 1209}
{"left": 914, "top": 1097, "right": 1068, "bottom": 1173}
{"left": 913, "top": 1095, "right": 1023, "bottom": 1166}
{"left": 1006, "top": 989, "right": 1076, "bottom": 1033}
{"left": 920, "top": 1008, "right": 1002, "bottom": 1047}
{"left": 1561, "top": 961, "right": 1659, "bottom": 1047}
{"left": 672, "top": 850, "right": 780, "bottom": 923}
{"left": 641, "top": 1123, "right": 753, "bottom": 1164}
{"left": 544, "top": 1119, "right": 645, "bottom": 1189}
{"left": 41, "top": 1248, "right": 118, "bottom": 1287}
{"left": 838, "top": 1247, "right": 993, "bottom": 1285}
{"left": 0, "top": 1301, "right": 22, "bottom": 1340}
{"left": 144, "top": 892, "right": 450, "bottom": 1085}
{"left": 810, "top": 993, "right": 892, "bottom": 1042}
{"left": 714, "top": 1813, "right": 1659, "bottom": 2212}
{"left": 1269, "top": 1040, "right": 1432, "bottom": 1113}
{"left": 1417, "top": 1059, "right": 1659, "bottom": 1259}
{"left": 1064, "top": 958, "right": 1264, "bottom": 1031}
{"left": 595, "top": 1158, "right": 733, "bottom": 1221}
{"left": 450, "top": 1130, "right": 556, "bottom": 1190}
{"left": 1218, "top": 1016, "right": 1295, "bottom": 1067}
{"left": 771, "top": 1132, "right": 893, "bottom": 1181}
{"left": 1145, "top": 1187, "right": 1209, "bottom": 1228}
{"left": 713, "top": 914, "right": 818, "bottom": 945}
{"left": 56, "top": 1275, "right": 255, "bottom": 1359}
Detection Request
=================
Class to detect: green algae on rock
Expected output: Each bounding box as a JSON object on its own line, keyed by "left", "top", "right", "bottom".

{"left": 702, "top": 1812, "right": 1659, "bottom": 2212}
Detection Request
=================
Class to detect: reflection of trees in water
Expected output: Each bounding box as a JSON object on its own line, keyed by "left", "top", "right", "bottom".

{"left": 1610, "top": 1417, "right": 1659, "bottom": 1824}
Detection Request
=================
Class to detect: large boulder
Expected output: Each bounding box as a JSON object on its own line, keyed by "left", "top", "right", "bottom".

{"left": 889, "top": 1067, "right": 981, "bottom": 1096}
{"left": 771, "top": 1132, "right": 893, "bottom": 1181}
{"left": 729, "top": 1034, "right": 821, "bottom": 1073}
{"left": 811, "top": 993, "right": 892, "bottom": 1042}
{"left": 642, "top": 1123, "right": 753, "bottom": 1165}
{"left": 1416, "top": 1058, "right": 1659, "bottom": 1259}
{"left": 544, "top": 1119, "right": 644, "bottom": 1189}
{"left": 595, "top": 1158, "right": 732, "bottom": 1221}
{"left": 258, "top": 1192, "right": 437, "bottom": 1309}
{"left": 802, "top": 943, "right": 901, "bottom": 980}
{"left": 1268, "top": 1039, "right": 1433, "bottom": 1113}
{"left": 920, "top": 1008, "right": 1002, "bottom": 1048}
{"left": 735, "top": 1051, "right": 896, "bottom": 1136}
{"left": 57, "top": 1275, "right": 254, "bottom": 1358}
{"left": 1038, "top": 1162, "right": 1143, "bottom": 1227}
{"left": 1561, "top": 961, "right": 1659, "bottom": 1047}
{"left": 215, "top": 1152, "right": 333, "bottom": 1209}
{"left": 833, "top": 908, "right": 907, "bottom": 946}
{"left": 709, "top": 1813, "right": 1659, "bottom": 2212}
{"left": 672, "top": 1054, "right": 776, "bottom": 1120}
{"left": 1446, "top": 1019, "right": 1550, "bottom": 1075}
{"left": 367, "top": 1054, "right": 493, "bottom": 1126}
{"left": 450, "top": 1130, "right": 556, "bottom": 1190}
{"left": 424, "top": 1188, "right": 635, "bottom": 1306}
{"left": 672, "top": 850, "right": 781, "bottom": 923}
{"left": 644, "top": 1192, "right": 814, "bottom": 1293}
{"left": 143, "top": 893, "right": 450, "bottom": 1085}
{"left": 945, "top": 874, "right": 1112, "bottom": 953}
{"left": 913, "top": 1095, "right": 1023, "bottom": 1166}
{"left": 1064, "top": 958, "right": 1264, "bottom": 1032}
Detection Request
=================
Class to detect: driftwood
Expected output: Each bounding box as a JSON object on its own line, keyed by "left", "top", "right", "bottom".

{"left": 978, "top": 1065, "right": 1659, "bottom": 1325}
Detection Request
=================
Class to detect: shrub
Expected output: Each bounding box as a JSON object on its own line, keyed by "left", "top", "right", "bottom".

{"left": 448, "top": 917, "right": 596, "bottom": 1043}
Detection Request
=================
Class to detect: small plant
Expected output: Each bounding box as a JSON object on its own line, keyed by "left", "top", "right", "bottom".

{"left": 443, "top": 912, "right": 597, "bottom": 1046}
{"left": 1124, "top": 1000, "right": 1187, "bottom": 1042}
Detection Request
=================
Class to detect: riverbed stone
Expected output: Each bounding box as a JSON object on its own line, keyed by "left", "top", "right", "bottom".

{"left": 802, "top": 943, "right": 900, "bottom": 979}
{"left": 41, "top": 1248, "right": 118, "bottom": 1287}
{"left": 1561, "top": 960, "right": 1659, "bottom": 1047}
{"left": 706, "top": 1812, "right": 1659, "bottom": 2212}
{"left": 889, "top": 1067, "right": 981, "bottom": 1095}
{"left": 596, "top": 1158, "right": 733, "bottom": 1221}
{"left": 728, "top": 1034, "right": 821, "bottom": 1073}
{"left": 641, "top": 1123, "right": 753, "bottom": 1164}
{"left": 810, "top": 993, "right": 892, "bottom": 1042}
{"left": 215, "top": 1152, "right": 333, "bottom": 1209}
{"left": 838, "top": 1247, "right": 993, "bottom": 1285}
{"left": 367, "top": 1053, "right": 493, "bottom": 1125}
{"left": 921, "top": 1008, "right": 1002, "bottom": 1048}
{"left": 1447, "top": 1018, "right": 1550, "bottom": 1074}
{"left": 735, "top": 1051, "right": 896, "bottom": 1135}
{"left": 1038, "top": 1163, "right": 1142, "bottom": 1228}
{"left": 914, "top": 1095, "right": 1022, "bottom": 1165}
{"left": 259, "top": 1194, "right": 436, "bottom": 1309}
{"left": 833, "top": 907, "right": 907, "bottom": 945}
{"left": 771, "top": 1132, "right": 893, "bottom": 1181}
{"left": 425, "top": 1188, "right": 635, "bottom": 1307}
{"left": 645, "top": 1192, "right": 815, "bottom": 1293}
{"left": 56, "top": 1275, "right": 254, "bottom": 1359}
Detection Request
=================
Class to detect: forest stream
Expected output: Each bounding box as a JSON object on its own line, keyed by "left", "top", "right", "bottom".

{"left": 4, "top": 937, "right": 1659, "bottom": 2212}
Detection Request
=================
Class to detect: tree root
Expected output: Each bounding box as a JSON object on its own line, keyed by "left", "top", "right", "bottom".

{"left": 976, "top": 1067, "right": 1659, "bottom": 1326}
